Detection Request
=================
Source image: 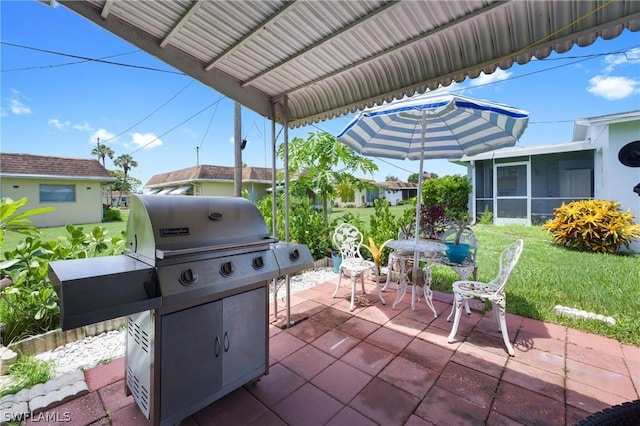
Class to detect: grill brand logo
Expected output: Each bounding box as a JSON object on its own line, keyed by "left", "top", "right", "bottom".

{"left": 159, "top": 228, "right": 190, "bottom": 237}
{"left": 208, "top": 212, "right": 223, "bottom": 221}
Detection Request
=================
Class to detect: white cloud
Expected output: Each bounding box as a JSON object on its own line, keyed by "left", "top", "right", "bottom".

{"left": 468, "top": 69, "right": 512, "bottom": 88}
{"left": 129, "top": 132, "right": 162, "bottom": 149}
{"left": 73, "top": 122, "right": 94, "bottom": 131}
{"left": 8, "top": 89, "right": 31, "bottom": 115}
{"left": 587, "top": 75, "right": 639, "bottom": 100}
{"left": 48, "top": 118, "right": 71, "bottom": 130}
{"left": 89, "top": 128, "right": 116, "bottom": 145}
{"left": 604, "top": 47, "right": 640, "bottom": 72}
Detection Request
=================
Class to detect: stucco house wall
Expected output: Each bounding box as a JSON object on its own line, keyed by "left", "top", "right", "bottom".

{"left": 459, "top": 110, "right": 640, "bottom": 252}
{"left": 0, "top": 153, "right": 115, "bottom": 228}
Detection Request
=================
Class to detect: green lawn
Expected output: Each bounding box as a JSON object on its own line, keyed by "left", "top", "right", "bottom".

{"left": 2, "top": 210, "right": 130, "bottom": 252}
{"left": 430, "top": 224, "right": 640, "bottom": 345}
{"left": 2, "top": 207, "right": 639, "bottom": 345}
{"left": 330, "top": 205, "right": 413, "bottom": 229}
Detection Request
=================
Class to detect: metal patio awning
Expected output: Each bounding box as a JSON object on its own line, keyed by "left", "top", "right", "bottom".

{"left": 57, "top": 1, "right": 640, "bottom": 128}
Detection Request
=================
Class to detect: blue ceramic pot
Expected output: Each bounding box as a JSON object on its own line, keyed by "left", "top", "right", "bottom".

{"left": 445, "top": 242, "right": 470, "bottom": 263}
{"left": 331, "top": 252, "right": 342, "bottom": 273}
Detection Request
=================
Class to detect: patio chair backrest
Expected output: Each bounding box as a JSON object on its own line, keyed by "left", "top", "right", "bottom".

{"left": 489, "top": 239, "right": 524, "bottom": 294}
{"left": 333, "top": 223, "right": 365, "bottom": 260}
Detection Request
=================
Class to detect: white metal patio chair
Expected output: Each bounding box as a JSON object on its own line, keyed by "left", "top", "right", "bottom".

{"left": 447, "top": 239, "right": 524, "bottom": 356}
{"left": 332, "top": 223, "right": 385, "bottom": 312}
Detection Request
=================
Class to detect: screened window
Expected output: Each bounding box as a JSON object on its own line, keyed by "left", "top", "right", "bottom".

{"left": 365, "top": 188, "right": 379, "bottom": 203}
{"left": 40, "top": 184, "right": 76, "bottom": 202}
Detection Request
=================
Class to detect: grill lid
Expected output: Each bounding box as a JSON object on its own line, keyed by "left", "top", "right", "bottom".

{"left": 126, "top": 195, "right": 275, "bottom": 263}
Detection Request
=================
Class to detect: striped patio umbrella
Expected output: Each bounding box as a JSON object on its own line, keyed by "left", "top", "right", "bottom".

{"left": 337, "top": 92, "right": 529, "bottom": 247}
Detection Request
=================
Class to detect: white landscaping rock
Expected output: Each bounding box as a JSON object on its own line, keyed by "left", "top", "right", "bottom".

{"left": 553, "top": 305, "right": 616, "bottom": 325}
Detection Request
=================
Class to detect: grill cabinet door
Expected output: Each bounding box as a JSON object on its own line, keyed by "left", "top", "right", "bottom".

{"left": 222, "top": 287, "right": 267, "bottom": 388}
{"left": 160, "top": 300, "right": 223, "bottom": 422}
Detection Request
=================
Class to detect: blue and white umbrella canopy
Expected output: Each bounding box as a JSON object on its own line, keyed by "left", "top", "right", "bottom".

{"left": 337, "top": 93, "right": 529, "bottom": 161}
{"left": 337, "top": 92, "right": 529, "bottom": 254}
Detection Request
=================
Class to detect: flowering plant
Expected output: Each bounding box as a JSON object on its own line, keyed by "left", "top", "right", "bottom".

{"left": 419, "top": 202, "right": 448, "bottom": 240}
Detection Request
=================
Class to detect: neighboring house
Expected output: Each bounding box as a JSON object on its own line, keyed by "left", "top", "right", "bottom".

{"left": 103, "top": 191, "right": 134, "bottom": 207}
{"left": 334, "top": 179, "right": 418, "bottom": 208}
{"left": 0, "top": 153, "right": 116, "bottom": 227}
{"left": 377, "top": 181, "right": 419, "bottom": 206}
{"left": 333, "top": 178, "right": 377, "bottom": 208}
{"left": 458, "top": 110, "right": 640, "bottom": 250}
{"left": 144, "top": 165, "right": 278, "bottom": 202}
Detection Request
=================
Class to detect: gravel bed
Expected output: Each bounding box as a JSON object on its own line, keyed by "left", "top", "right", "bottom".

{"left": 30, "top": 267, "right": 338, "bottom": 379}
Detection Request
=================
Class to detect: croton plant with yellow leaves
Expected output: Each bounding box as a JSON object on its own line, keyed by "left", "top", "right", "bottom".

{"left": 542, "top": 199, "right": 640, "bottom": 254}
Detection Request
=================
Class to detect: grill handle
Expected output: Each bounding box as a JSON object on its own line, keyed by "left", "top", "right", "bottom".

{"left": 215, "top": 336, "right": 221, "bottom": 357}
{"left": 224, "top": 331, "right": 230, "bottom": 352}
{"left": 156, "top": 238, "right": 277, "bottom": 259}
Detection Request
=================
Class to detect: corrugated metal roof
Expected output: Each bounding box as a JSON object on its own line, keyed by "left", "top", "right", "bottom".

{"left": 59, "top": 1, "right": 640, "bottom": 128}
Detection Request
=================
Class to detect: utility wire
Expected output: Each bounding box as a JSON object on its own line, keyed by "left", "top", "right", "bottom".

{"left": 198, "top": 97, "right": 222, "bottom": 150}
{"left": 0, "top": 41, "right": 183, "bottom": 75}
{"left": 129, "top": 96, "right": 226, "bottom": 154}
{"left": 104, "top": 79, "right": 196, "bottom": 143}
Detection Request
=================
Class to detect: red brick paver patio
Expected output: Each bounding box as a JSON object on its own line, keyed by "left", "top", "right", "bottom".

{"left": 27, "top": 276, "right": 639, "bottom": 425}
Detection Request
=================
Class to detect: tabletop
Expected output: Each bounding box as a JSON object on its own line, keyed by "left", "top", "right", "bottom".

{"left": 387, "top": 239, "right": 447, "bottom": 253}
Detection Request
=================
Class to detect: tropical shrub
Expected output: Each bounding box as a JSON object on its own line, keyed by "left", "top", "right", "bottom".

{"left": 364, "top": 199, "right": 398, "bottom": 265}
{"left": 419, "top": 202, "right": 448, "bottom": 239}
{"left": 0, "top": 225, "right": 126, "bottom": 344}
{"left": 102, "top": 208, "right": 123, "bottom": 222}
{"left": 0, "top": 197, "right": 126, "bottom": 344}
{"left": 256, "top": 194, "right": 329, "bottom": 260}
{"left": 542, "top": 199, "right": 640, "bottom": 253}
{"left": 422, "top": 175, "right": 472, "bottom": 220}
{"left": 0, "top": 237, "right": 60, "bottom": 343}
{"left": 478, "top": 205, "right": 494, "bottom": 225}
{"left": 0, "top": 197, "right": 53, "bottom": 246}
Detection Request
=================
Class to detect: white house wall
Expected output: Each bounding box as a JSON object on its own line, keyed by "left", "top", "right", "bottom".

{"left": 1, "top": 177, "right": 104, "bottom": 228}
{"left": 606, "top": 121, "right": 640, "bottom": 252}
{"left": 384, "top": 190, "right": 402, "bottom": 206}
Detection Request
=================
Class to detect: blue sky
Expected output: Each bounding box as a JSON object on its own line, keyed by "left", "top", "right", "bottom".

{"left": 2, "top": 1, "right": 639, "bottom": 188}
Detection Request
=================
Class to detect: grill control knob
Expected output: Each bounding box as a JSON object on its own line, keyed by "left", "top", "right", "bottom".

{"left": 220, "top": 261, "right": 234, "bottom": 277}
{"left": 289, "top": 249, "right": 300, "bottom": 261}
{"left": 252, "top": 256, "right": 265, "bottom": 270}
{"left": 180, "top": 269, "right": 198, "bottom": 286}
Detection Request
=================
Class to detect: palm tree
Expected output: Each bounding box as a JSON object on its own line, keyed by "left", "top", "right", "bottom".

{"left": 91, "top": 142, "right": 115, "bottom": 168}
{"left": 91, "top": 141, "right": 115, "bottom": 205}
{"left": 113, "top": 154, "right": 138, "bottom": 207}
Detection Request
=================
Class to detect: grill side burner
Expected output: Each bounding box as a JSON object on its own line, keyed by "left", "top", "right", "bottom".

{"left": 49, "top": 194, "right": 314, "bottom": 426}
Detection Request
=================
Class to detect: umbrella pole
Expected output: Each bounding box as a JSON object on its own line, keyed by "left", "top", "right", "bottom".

{"left": 412, "top": 111, "right": 426, "bottom": 309}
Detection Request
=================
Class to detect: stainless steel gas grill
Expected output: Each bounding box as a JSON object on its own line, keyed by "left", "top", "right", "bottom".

{"left": 48, "top": 194, "right": 313, "bottom": 426}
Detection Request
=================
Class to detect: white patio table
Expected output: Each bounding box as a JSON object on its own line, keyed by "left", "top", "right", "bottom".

{"left": 386, "top": 239, "right": 447, "bottom": 317}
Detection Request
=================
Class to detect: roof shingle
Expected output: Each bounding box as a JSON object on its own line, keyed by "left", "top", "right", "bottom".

{"left": 146, "top": 165, "right": 278, "bottom": 186}
{"left": 0, "top": 153, "right": 113, "bottom": 179}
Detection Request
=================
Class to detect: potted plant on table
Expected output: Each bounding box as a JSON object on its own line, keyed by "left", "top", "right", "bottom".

{"left": 443, "top": 215, "right": 473, "bottom": 263}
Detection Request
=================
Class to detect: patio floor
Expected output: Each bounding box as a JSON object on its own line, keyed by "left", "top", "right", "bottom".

{"left": 27, "top": 275, "right": 639, "bottom": 425}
